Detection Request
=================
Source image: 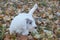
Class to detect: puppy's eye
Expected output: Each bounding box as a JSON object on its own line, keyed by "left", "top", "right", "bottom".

{"left": 26, "top": 18, "right": 32, "bottom": 24}
{"left": 29, "top": 21, "right": 32, "bottom": 24}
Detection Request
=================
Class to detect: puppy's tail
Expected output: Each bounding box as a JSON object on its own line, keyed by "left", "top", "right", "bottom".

{"left": 28, "top": 4, "right": 38, "bottom": 15}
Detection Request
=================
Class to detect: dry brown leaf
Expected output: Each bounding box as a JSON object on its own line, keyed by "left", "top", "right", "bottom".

{"left": 4, "top": 34, "right": 11, "bottom": 40}
{"left": 48, "top": 15, "right": 54, "bottom": 19}
{"left": 19, "top": 35, "right": 28, "bottom": 40}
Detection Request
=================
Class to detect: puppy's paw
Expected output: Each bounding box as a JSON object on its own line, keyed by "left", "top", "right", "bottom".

{"left": 22, "top": 31, "right": 29, "bottom": 35}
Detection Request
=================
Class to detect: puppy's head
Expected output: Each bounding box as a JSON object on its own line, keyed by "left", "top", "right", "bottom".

{"left": 26, "top": 18, "right": 37, "bottom": 32}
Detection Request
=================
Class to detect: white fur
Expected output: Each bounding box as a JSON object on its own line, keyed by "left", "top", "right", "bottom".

{"left": 9, "top": 4, "right": 38, "bottom": 35}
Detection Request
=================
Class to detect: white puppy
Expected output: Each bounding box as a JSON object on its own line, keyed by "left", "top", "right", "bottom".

{"left": 9, "top": 4, "right": 38, "bottom": 35}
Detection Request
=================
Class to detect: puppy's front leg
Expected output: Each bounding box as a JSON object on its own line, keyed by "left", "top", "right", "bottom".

{"left": 22, "top": 29, "right": 29, "bottom": 35}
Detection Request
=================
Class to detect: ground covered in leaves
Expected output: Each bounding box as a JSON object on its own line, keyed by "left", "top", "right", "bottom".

{"left": 0, "top": 0, "right": 60, "bottom": 40}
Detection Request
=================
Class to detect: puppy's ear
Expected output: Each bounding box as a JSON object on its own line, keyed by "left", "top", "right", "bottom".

{"left": 26, "top": 18, "right": 32, "bottom": 24}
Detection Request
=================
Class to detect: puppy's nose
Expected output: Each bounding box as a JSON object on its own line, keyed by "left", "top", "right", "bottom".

{"left": 29, "top": 32, "right": 31, "bottom": 34}
{"left": 34, "top": 27, "right": 37, "bottom": 29}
